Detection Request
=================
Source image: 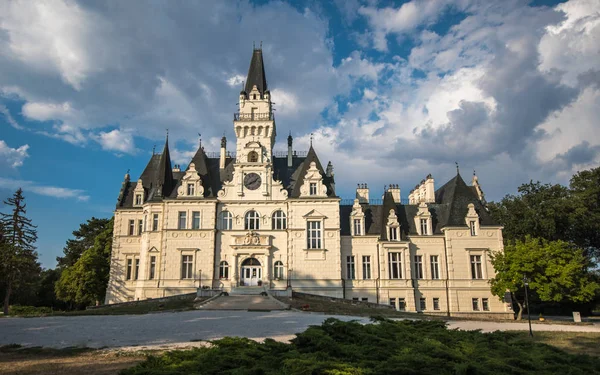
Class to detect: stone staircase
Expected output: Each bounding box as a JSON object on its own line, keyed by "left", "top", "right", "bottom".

{"left": 230, "top": 286, "right": 265, "bottom": 295}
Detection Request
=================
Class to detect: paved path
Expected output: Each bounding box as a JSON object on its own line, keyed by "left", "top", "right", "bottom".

{"left": 198, "top": 295, "right": 287, "bottom": 310}
{"left": 1, "top": 311, "right": 598, "bottom": 350}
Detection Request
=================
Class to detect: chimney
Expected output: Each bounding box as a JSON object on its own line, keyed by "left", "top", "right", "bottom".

{"left": 172, "top": 164, "right": 180, "bottom": 173}
{"left": 287, "top": 133, "right": 293, "bottom": 167}
{"left": 388, "top": 184, "right": 401, "bottom": 203}
{"left": 425, "top": 174, "right": 435, "bottom": 203}
{"left": 356, "top": 183, "right": 369, "bottom": 203}
{"left": 220, "top": 136, "right": 227, "bottom": 169}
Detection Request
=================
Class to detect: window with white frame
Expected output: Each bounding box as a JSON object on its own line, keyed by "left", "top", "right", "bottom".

{"left": 388, "top": 252, "right": 402, "bottom": 279}
{"left": 420, "top": 219, "right": 428, "bottom": 235}
{"left": 245, "top": 210, "right": 260, "bottom": 230}
{"left": 272, "top": 210, "right": 287, "bottom": 230}
{"left": 149, "top": 256, "right": 156, "bottom": 280}
{"left": 420, "top": 298, "right": 426, "bottom": 311}
{"left": 307, "top": 221, "right": 322, "bottom": 249}
{"left": 192, "top": 211, "right": 201, "bottom": 229}
{"left": 482, "top": 298, "right": 489, "bottom": 311}
{"left": 134, "top": 258, "right": 140, "bottom": 280}
{"left": 414, "top": 255, "right": 423, "bottom": 279}
{"left": 430, "top": 255, "right": 440, "bottom": 279}
{"left": 346, "top": 256, "right": 355, "bottom": 279}
{"left": 187, "top": 183, "right": 195, "bottom": 196}
{"left": 362, "top": 256, "right": 371, "bottom": 279}
{"left": 135, "top": 194, "right": 142, "bottom": 205}
{"left": 470, "top": 255, "right": 483, "bottom": 279}
{"left": 219, "top": 211, "right": 232, "bottom": 230}
{"left": 178, "top": 211, "right": 187, "bottom": 229}
{"left": 472, "top": 298, "right": 480, "bottom": 311}
{"left": 398, "top": 298, "right": 406, "bottom": 311}
{"left": 433, "top": 298, "right": 440, "bottom": 311}
{"left": 274, "top": 261, "right": 284, "bottom": 279}
{"left": 126, "top": 259, "right": 133, "bottom": 280}
{"left": 138, "top": 219, "right": 143, "bottom": 235}
{"left": 470, "top": 220, "right": 477, "bottom": 236}
{"left": 128, "top": 220, "right": 135, "bottom": 236}
{"left": 353, "top": 219, "right": 362, "bottom": 236}
{"left": 152, "top": 214, "right": 159, "bottom": 231}
{"left": 389, "top": 226, "right": 399, "bottom": 241}
{"left": 219, "top": 261, "right": 229, "bottom": 279}
{"left": 181, "top": 255, "right": 193, "bottom": 279}
{"left": 309, "top": 183, "right": 317, "bottom": 195}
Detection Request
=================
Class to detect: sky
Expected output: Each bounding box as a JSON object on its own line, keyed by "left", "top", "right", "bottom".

{"left": 1, "top": 0, "right": 599, "bottom": 269}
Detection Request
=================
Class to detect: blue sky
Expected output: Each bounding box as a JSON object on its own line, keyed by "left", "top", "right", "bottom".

{"left": 1, "top": 0, "right": 599, "bottom": 269}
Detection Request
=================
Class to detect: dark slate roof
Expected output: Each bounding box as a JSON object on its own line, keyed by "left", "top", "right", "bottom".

{"left": 287, "top": 146, "right": 336, "bottom": 198}
{"left": 340, "top": 173, "right": 497, "bottom": 238}
{"left": 244, "top": 49, "right": 267, "bottom": 97}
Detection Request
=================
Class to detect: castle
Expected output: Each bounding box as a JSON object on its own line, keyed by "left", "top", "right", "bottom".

{"left": 105, "top": 48, "right": 512, "bottom": 318}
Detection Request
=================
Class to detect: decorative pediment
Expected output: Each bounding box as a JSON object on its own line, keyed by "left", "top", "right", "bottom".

{"left": 387, "top": 209, "right": 399, "bottom": 227}
{"left": 148, "top": 246, "right": 159, "bottom": 253}
{"left": 350, "top": 199, "right": 364, "bottom": 218}
{"left": 133, "top": 179, "right": 145, "bottom": 206}
{"left": 231, "top": 231, "right": 271, "bottom": 249}
{"left": 299, "top": 162, "right": 327, "bottom": 197}
{"left": 177, "top": 163, "right": 204, "bottom": 198}
{"left": 414, "top": 202, "right": 432, "bottom": 235}
{"left": 303, "top": 209, "right": 328, "bottom": 219}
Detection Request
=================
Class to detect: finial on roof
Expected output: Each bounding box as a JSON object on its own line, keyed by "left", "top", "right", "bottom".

{"left": 473, "top": 169, "right": 476, "bottom": 176}
{"left": 260, "top": 41, "right": 262, "bottom": 48}
{"left": 310, "top": 132, "right": 314, "bottom": 147}
{"left": 198, "top": 133, "right": 202, "bottom": 148}
{"left": 253, "top": 41, "right": 255, "bottom": 49}
{"left": 455, "top": 161, "right": 459, "bottom": 175}
{"left": 152, "top": 144, "right": 156, "bottom": 155}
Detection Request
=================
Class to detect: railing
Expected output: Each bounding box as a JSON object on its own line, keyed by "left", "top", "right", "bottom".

{"left": 234, "top": 112, "right": 274, "bottom": 121}
{"left": 339, "top": 198, "right": 411, "bottom": 206}
{"left": 273, "top": 151, "right": 308, "bottom": 158}
{"left": 204, "top": 151, "right": 236, "bottom": 159}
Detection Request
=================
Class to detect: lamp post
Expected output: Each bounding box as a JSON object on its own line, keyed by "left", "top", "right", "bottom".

{"left": 523, "top": 275, "right": 533, "bottom": 337}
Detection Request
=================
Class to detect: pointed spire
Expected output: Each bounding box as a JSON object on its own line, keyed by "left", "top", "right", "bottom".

{"left": 156, "top": 134, "right": 174, "bottom": 197}
{"left": 244, "top": 47, "right": 267, "bottom": 97}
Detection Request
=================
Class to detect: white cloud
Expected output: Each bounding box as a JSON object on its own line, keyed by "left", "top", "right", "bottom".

{"left": 0, "top": 104, "right": 24, "bottom": 130}
{"left": 0, "top": 177, "right": 89, "bottom": 201}
{"left": 0, "top": 139, "right": 29, "bottom": 168}
{"left": 227, "top": 74, "right": 245, "bottom": 87}
{"left": 93, "top": 128, "right": 136, "bottom": 154}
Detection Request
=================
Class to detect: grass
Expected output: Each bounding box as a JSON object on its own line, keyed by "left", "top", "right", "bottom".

{"left": 508, "top": 331, "right": 600, "bottom": 357}
{"left": 120, "top": 318, "right": 600, "bottom": 374}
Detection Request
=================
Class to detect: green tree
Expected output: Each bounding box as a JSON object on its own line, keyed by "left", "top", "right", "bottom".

{"left": 55, "top": 218, "right": 113, "bottom": 306}
{"left": 490, "top": 236, "right": 599, "bottom": 320}
{"left": 0, "top": 189, "right": 40, "bottom": 315}
{"left": 569, "top": 167, "right": 600, "bottom": 261}
{"left": 56, "top": 217, "right": 110, "bottom": 268}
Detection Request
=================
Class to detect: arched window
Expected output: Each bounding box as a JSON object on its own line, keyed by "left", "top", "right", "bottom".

{"left": 219, "top": 261, "right": 229, "bottom": 279}
{"left": 245, "top": 210, "right": 260, "bottom": 230}
{"left": 248, "top": 151, "right": 258, "bottom": 162}
{"left": 271, "top": 210, "right": 287, "bottom": 230}
{"left": 219, "top": 211, "right": 232, "bottom": 230}
{"left": 274, "top": 261, "right": 284, "bottom": 279}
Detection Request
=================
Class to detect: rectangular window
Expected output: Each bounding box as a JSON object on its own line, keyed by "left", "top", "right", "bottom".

{"left": 152, "top": 214, "right": 159, "bottom": 231}
{"left": 470, "top": 221, "right": 477, "bottom": 236}
{"left": 310, "top": 183, "right": 317, "bottom": 195}
{"left": 181, "top": 255, "right": 193, "bottom": 279}
{"left": 414, "top": 255, "right": 423, "bottom": 279}
{"left": 420, "top": 219, "right": 428, "bottom": 235}
{"left": 187, "top": 183, "right": 195, "bottom": 196}
{"left": 433, "top": 298, "right": 440, "bottom": 311}
{"left": 472, "top": 298, "right": 480, "bottom": 311}
{"left": 126, "top": 259, "right": 132, "bottom": 280}
{"left": 362, "top": 256, "right": 371, "bottom": 279}
{"left": 420, "top": 298, "right": 426, "bottom": 311}
{"left": 128, "top": 220, "right": 135, "bottom": 236}
{"left": 388, "top": 252, "right": 402, "bottom": 279}
{"left": 389, "top": 227, "right": 398, "bottom": 241}
{"left": 138, "top": 219, "right": 143, "bottom": 235}
{"left": 192, "top": 211, "right": 201, "bottom": 229}
{"left": 430, "top": 255, "right": 440, "bottom": 280}
{"left": 307, "top": 221, "right": 322, "bottom": 249}
{"left": 470, "top": 255, "right": 483, "bottom": 279}
{"left": 361, "top": 297, "right": 368, "bottom": 302}
{"left": 134, "top": 258, "right": 139, "bottom": 280}
{"left": 389, "top": 298, "right": 396, "bottom": 309}
{"left": 482, "top": 298, "right": 489, "bottom": 311}
{"left": 346, "top": 256, "right": 355, "bottom": 280}
{"left": 135, "top": 194, "right": 142, "bottom": 205}
{"left": 178, "top": 211, "right": 187, "bottom": 230}
{"left": 398, "top": 298, "right": 406, "bottom": 311}
{"left": 149, "top": 256, "right": 156, "bottom": 280}
{"left": 353, "top": 219, "right": 362, "bottom": 235}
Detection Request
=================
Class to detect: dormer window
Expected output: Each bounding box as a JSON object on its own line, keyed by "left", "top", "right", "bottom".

{"left": 350, "top": 199, "right": 365, "bottom": 237}
{"left": 389, "top": 226, "right": 399, "bottom": 241}
{"left": 353, "top": 219, "right": 362, "bottom": 236}
{"left": 177, "top": 163, "right": 204, "bottom": 198}
{"left": 248, "top": 151, "right": 258, "bottom": 162}
{"left": 133, "top": 179, "right": 145, "bottom": 207}
{"left": 420, "top": 219, "right": 428, "bottom": 235}
{"left": 470, "top": 220, "right": 477, "bottom": 236}
{"left": 300, "top": 162, "right": 327, "bottom": 197}
{"left": 465, "top": 203, "right": 480, "bottom": 236}
{"left": 310, "top": 183, "right": 317, "bottom": 195}
{"left": 135, "top": 194, "right": 142, "bottom": 205}
{"left": 253, "top": 94, "right": 257, "bottom": 100}
{"left": 414, "top": 202, "right": 432, "bottom": 236}
{"left": 187, "top": 183, "right": 195, "bottom": 196}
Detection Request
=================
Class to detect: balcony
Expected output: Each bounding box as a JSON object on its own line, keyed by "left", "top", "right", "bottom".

{"left": 234, "top": 112, "right": 274, "bottom": 121}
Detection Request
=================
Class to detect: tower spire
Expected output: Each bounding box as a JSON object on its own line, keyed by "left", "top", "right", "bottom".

{"left": 244, "top": 47, "right": 267, "bottom": 97}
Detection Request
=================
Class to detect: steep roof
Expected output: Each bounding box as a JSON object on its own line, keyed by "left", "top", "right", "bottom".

{"left": 434, "top": 172, "right": 495, "bottom": 226}
{"left": 155, "top": 138, "right": 175, "bottom": 198}
{"left": 244, "top": 48, "right": 267, "bottom": 97}
{"left": 288, "top": 145, "right": 336, "bottom": 198}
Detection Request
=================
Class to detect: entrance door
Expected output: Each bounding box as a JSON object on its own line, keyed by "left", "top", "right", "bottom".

{"left": 240, "top": 258, "right": 262, "bottom": 286}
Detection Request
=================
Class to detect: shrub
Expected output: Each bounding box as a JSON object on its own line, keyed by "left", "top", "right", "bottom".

{"left": 9, "top": 305, "right": 53, "bottom": 316}
{"left": 121, "top": 318, "right": 600, "bottom": 375}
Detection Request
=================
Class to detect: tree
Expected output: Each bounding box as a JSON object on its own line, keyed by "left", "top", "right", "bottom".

{"left": 490, "top": 236, "right": 599, "bottom": 320}
{"left": 569, "top": 167, "right": 600, "bottom": 261}
{"left": 55, "top": 219, "right": 113, "bottom": 306}
{"left": 0, "top": 189, "right": 40, "bottom": 315}
{"left": 56, "top": 217, "right": 111, "bottom": 268}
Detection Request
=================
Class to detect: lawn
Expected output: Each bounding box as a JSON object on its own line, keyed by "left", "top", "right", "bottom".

{"left": 121, "top": 318, "right": 600, "bottom": 375}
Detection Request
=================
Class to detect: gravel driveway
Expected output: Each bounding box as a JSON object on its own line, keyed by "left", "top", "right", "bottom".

{"left": 1, "top": 311, "right": 598, "bottom": 349}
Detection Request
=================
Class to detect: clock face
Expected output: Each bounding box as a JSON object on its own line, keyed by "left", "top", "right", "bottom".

{"left": 244, "top": 173, "right": 262, "bottom": 190}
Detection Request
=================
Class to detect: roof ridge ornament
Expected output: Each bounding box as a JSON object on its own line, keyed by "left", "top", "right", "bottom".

{"left": 455, "top": 161, "right": 459, "bottom": 175}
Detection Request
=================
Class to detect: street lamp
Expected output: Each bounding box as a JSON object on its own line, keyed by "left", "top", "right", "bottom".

{"left": 523, "top": 275, "right": 533, "bottom": 337}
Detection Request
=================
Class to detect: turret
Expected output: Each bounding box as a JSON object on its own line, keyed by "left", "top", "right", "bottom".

{"left": 287, "top": 133, "right": 293, "bottom": 167}
{"left": 220, "top": 136, "right": 227, "bottom": 169}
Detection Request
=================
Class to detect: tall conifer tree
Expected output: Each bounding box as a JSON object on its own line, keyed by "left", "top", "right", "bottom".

{"left": 0, "top": 189, "right": 39, "bottom": 315}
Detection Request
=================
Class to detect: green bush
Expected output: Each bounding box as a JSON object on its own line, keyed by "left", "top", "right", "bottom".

{"left": 121, "top": 318, "right": 600, "bottom": 375}
{"left": 9, "top": 305, "right": 53, "bottom": 316}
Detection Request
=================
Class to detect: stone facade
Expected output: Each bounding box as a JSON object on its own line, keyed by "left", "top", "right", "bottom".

{"left": 105, "top": 48, "right": 512, "bottom": 319}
